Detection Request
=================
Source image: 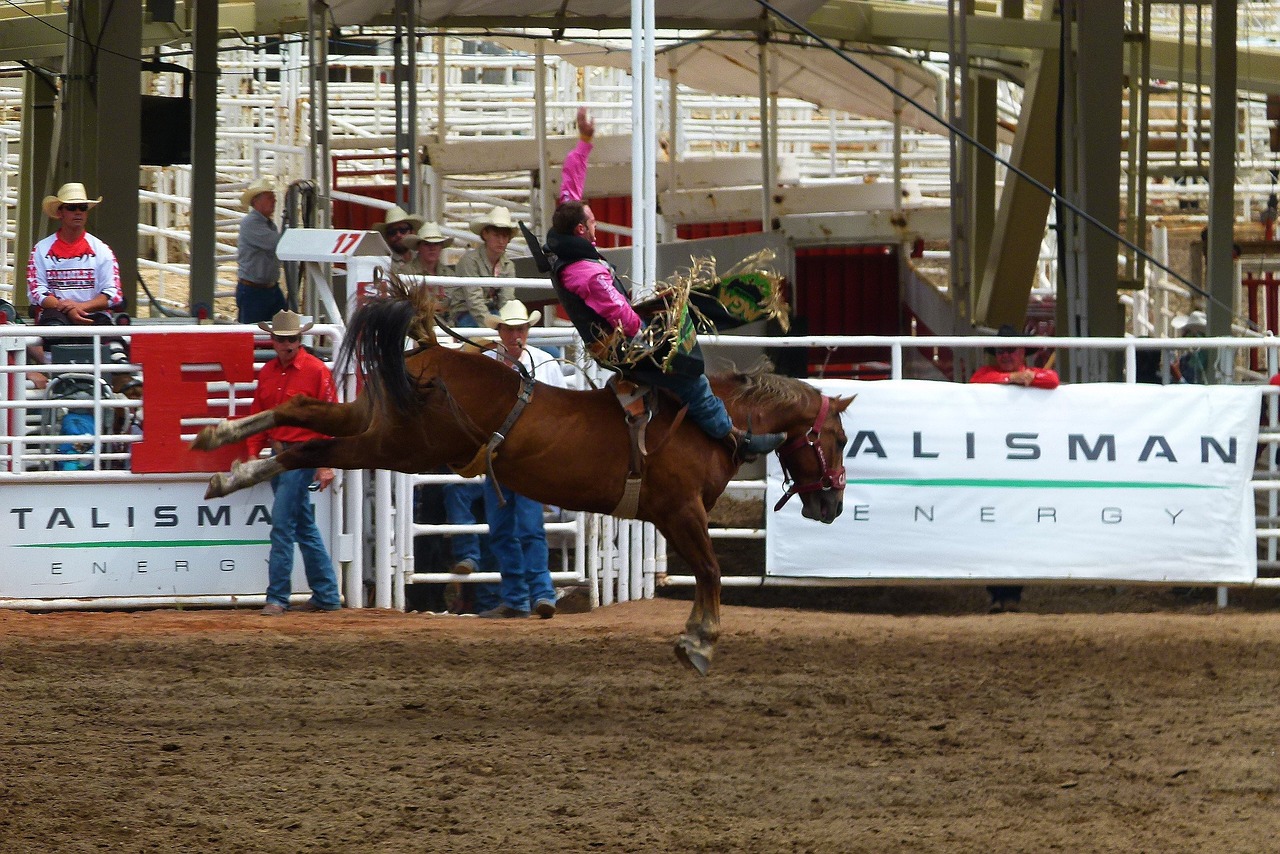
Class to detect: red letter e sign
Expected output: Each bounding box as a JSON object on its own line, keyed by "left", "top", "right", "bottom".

{"left": 130, "top": 333, "right": 256, "bottom": 473}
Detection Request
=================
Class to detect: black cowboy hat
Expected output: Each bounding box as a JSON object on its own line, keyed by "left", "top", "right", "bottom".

{"left": 984, "top": 323, "right": 1022, "bottom": 355}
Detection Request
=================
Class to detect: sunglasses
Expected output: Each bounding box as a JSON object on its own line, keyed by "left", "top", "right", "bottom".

{"left": 61, "top": 204, "right": 90, "bottom": 212}
{"left": 273, "top": 335, "right": 300, "bottom": 344}
{"left": 388, "top": 224, "right": 414, "bottom": 236}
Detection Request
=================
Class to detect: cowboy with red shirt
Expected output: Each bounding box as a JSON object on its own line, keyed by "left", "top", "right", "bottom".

{"left": 247, "top": 310, "right": 342, "bottom": 615}
{"left": 969, "top": 323, "right": 1060, "bottom": 613}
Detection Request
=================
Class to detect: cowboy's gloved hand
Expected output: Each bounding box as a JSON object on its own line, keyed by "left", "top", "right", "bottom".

{"left": 576, "top": 107, "right": 595, "bottom": 141}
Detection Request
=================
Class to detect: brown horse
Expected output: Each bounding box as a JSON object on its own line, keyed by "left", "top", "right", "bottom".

{"left": 192, "top": 284, "right": 852, "bottom": 674}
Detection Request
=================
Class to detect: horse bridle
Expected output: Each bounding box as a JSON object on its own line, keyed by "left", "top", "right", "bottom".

{"left": 773, "top": 394, "right": 847, "bottom": 511}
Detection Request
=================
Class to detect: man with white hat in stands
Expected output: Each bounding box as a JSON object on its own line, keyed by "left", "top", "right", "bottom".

{"left": 475, "top": 299, "right": 570, "bottom": 619}
{"left": 447, "top": 205, "right": 518, "bottom": 327}
{"left": 245, "top": 309, "right": 342, "bottom": 615}
{"left": 28, "top": 181, "right": 123, "bottom": 329}
{"left": 402, "top": 221, "right": 455, "bottom": 305}
{"left": 372, "top": 205, "right": 425, "bottom": 273}
{"left": 236, "top": 176, "right": 288, "bottom": 324}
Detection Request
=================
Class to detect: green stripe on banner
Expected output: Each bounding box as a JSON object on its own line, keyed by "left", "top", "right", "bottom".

{"left": 16, "top": 539, "right": 270, "bottom": 549}
{"left": 847, "top": 478, "right": 1216, "bottom": 489}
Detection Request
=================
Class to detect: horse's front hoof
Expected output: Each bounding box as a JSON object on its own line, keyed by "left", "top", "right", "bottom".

{"left": 191, "top": 426, "right": 221, "bottom": 451}
{"left": 674, "top": 636, "right": 711, "bottom": 676}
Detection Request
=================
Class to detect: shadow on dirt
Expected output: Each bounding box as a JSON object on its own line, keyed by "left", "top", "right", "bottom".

{"left": 662, "top": 538, "right": 1280, "bottom": 616}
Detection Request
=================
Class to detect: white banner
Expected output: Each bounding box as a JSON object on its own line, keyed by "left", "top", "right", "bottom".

{"left": 0, "top": 479, "right": 334, "bottom": 600}
{"left": 767, "top": 380, "right": 1261, "bottom": 583}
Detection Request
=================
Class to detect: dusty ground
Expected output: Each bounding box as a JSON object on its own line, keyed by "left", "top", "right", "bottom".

{"left": 2, "top": 593, "right": 1279, "bottom": 854}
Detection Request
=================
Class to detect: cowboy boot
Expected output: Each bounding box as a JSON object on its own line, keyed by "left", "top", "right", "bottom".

{"left": 725, "top": 426, "right": 786, "bottom": 463}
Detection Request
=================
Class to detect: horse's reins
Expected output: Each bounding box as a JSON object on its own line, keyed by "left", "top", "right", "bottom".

{"left": 441, "top": 335, "right": 538, "bottom": 507}
{"left": 773, "top": 394, "right": 847, "bottom": 511}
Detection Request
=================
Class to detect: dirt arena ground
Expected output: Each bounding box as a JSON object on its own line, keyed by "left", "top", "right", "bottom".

{"left": 2, "top": 587, "right": 1279, "bottom": 854}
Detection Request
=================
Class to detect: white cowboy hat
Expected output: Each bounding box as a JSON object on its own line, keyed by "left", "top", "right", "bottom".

{"left": 240, "top": 176, "right": 277, "bottom": 209}
{"left": 469, "top": 205, "right": 520, "bottom": 236}
{"left": 485, "top": 299, "right": 542, "bottom": 329}
{"left": 402, "top": 221, "right": 454, "bottom": 250}
{"left": 372, "top": 205, "right": 425, "bottom": 235}
{"left": 257, "top": 309, "right": 314, "bottom": 336}
{"left": 1171, "top": 310, "right": 1207, "bottom": 335}
{"left": 42, "top": 182, "right": 102, "bottom": 218}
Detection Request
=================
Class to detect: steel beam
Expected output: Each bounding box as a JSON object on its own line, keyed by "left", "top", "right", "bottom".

{"left": 973, "top": 2, "right": 1058, "bottom": 329}
{"left": 187, "top": 0, "right": 218, "bottom": 319}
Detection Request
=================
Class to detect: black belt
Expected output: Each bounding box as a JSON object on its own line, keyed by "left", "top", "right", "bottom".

{"left": 239, "top": 278, "right": 277, "bottom": 290}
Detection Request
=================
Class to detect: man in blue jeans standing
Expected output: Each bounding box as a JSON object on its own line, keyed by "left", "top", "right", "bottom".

{"left": 246, "top": 310, "right": 342, "bottom": 615}
{"left": 476, "top": 300, "right": 569, "bottom": 619}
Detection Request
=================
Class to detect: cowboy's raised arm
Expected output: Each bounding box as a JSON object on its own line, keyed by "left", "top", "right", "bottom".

{"left": 560, "top": 108, "right": 595, "bottom": 205}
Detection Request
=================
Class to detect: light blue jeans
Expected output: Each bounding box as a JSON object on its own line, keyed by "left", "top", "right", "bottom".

{"left": 635, "top": 371, "right": 733, "bottom": 439}
{"left": 482, "top": 483, "right": 555, "bottom": 612}
{"left": 265, "top": 466, "right": 341, "bottom": 609}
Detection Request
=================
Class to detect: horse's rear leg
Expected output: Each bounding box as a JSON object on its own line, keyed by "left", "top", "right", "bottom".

{"left": 192, "top": 409, "right": 276, "bottom": 451}
{"left": 661, "top": 505, "right": 722, "bottom": 676}
{"left": 192, "top": 395, "right": 371, "bottom": 452}
{"left": 282, "top": 435, "right": 404, "bottom": 473}
{"left": 205, "top": 456, "right": 283, "bottom": 499}
{"left": 203, "top": 431, "right": 393, "bottom": 500}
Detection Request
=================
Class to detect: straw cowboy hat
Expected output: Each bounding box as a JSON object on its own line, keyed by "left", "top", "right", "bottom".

{"left": 240, "top": 176, "right": 277, "bottom": 209}
{"left": 1171, "top": 310, "right": 1208, "bottom": 335}
{"left": 372, "top": 205, "right": 425, "bottom": 235}
{"left": 257, "top": 309, "right": 314, "bottom": 337}
{"left": 402, "top": 221, "right": 454, "bottom": 250}
{"left": 485, "top": 299, "right": 542, "bottom": 329}
{"left": 469, "top": 205, "right": 520, "bottom": 236}
{"left": 42, "top": 182, "right": 102, "bottom": 218}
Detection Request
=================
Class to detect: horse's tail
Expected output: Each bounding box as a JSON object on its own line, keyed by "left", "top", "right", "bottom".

{"left": 337, "top": 275, "right": 429, "bottom": 414}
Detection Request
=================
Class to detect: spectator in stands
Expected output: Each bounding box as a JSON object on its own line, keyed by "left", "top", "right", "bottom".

{"left": 448, "top": 205, "right": 518, "bottom": 327}
{"left": 1171, "top": 310, "right": 1209, "bottom": 384}
{"left": 970, "top": 323, "right": 1060, "bottom": 613}
{"left": 477, "top": 300, "right": 569, "bottom": 619}
{"left": 402, "top": 221, "right": 454, "bottom": 306}
{"left": 543, "top": 107, "right": 783, "bottom": 462}
{"left": 247, "top": 310, "right": 342, "bottom": 615}
{"left": 373, "top": 205, "right": 425, "bottom": 273}
{"left": 236, "top": 176, "right": 288, "bottom": 324}
{"left": 28, "top": 182, "right": 123, "bottom": 330}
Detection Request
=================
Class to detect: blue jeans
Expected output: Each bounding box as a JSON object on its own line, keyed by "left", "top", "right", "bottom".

{"left": 635, "top": 371, "right": 732, "bottom": 439}
{"left": 444, "top": 480, "right": 485, "bottom": 566}
{"left": 483, "top": 483, "right": 555, "bottom": 612}
{"left": 265, "top": 466, "right": 341, "bottom": 609}
{"left": 236, "top": 282, "right": 287, "bottom": 324}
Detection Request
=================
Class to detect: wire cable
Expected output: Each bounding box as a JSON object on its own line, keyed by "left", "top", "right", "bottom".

{"left": 749, "top": 0, "right": 1247, "bottom": 327}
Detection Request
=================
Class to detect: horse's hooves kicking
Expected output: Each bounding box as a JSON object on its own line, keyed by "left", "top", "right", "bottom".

{"left": 191, "top": 426, "right": 221, "bottom": 452}
{"left": 674, "top": 638, "right": 711, "bottom": 676}
{"left": 204, "top": 473, "right": 231, "bottom": 500}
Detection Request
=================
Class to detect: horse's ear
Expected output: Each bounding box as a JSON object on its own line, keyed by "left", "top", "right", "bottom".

{"left": 832, "top": 394, "right": 855, "bottom": 414}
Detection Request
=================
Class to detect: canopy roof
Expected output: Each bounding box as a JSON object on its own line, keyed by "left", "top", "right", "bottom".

{"left": 322, "top": 0, "right": 827, "bottom": 30}
{"left": 492, "top": 32, "right": 949, "bottom": 135}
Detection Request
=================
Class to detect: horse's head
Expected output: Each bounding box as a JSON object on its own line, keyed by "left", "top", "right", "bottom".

{"left": 774, "top": 391, "right": 852, "bottom": 524}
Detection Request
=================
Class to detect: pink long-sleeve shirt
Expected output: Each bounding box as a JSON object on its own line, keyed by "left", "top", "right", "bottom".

{"left": 555, "top": 138, "right": 642, "bottom": 336}
{"left": 560, "top": 139, "right": 592, "bottom": 205}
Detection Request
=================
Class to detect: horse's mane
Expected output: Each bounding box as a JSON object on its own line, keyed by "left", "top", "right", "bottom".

{"left": 714, "top": 360, "right": 812, "bottom": 409}
{"left": 336, "top": 274, "right": 440, "bottom": 414}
